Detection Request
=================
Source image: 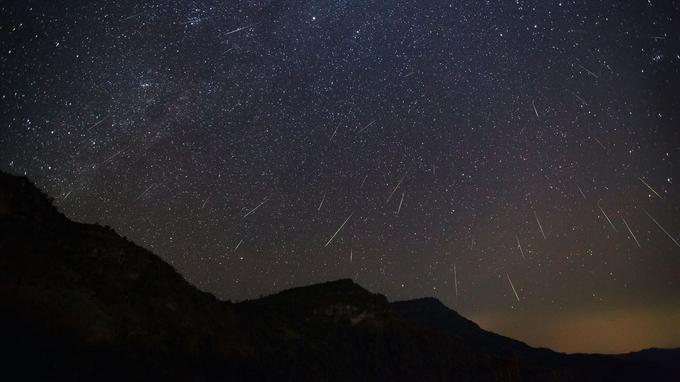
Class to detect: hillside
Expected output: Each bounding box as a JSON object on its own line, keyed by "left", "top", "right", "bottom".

{"left": 0, "top": 171, "right": 677, "bottom": 381}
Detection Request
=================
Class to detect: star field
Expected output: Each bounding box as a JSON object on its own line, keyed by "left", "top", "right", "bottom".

{"left": 1, "top": 1, "right": 680, "bottom": 353}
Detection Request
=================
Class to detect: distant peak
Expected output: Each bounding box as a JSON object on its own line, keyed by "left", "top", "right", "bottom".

{"left": 273, "top": 278, "right": 368, "bottom": 296}
{"left": 247, "top": 278, "right": 389, "bottom": 310}
{"left": 402, "top": 296, "right": 446, "bottom": 305}
{"left": 392, "top": 297, "right": 451, "bottom": 311}
{"left": 320, "top": 278, "right": 360, "bottom": 288}
{"left": 391, "top": 297, "right": 481, "bottom": 332}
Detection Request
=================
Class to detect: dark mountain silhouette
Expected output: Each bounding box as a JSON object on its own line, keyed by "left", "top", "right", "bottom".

{"left": 0, "top": 171, "right": 677, "bottom": 381}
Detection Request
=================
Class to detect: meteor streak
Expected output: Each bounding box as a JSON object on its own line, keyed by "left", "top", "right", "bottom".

{"left": 243, "top": 197, "right": 269, "bottom": 218}
{"left": 534, "top": 210, "right": 547, "bottom": 239}
{"left": 621, "top": 217, "right": 641, "bottom": 248}
{"left": 324, "top": 213, "right": 353, "bottom": 248}
{"left": 642, "top": 208, "right": 680, "bottom": 249}
{"left": 507, "top": 273, "right": 520, "bottom": 302}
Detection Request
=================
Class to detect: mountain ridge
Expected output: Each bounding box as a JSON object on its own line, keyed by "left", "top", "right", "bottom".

{"left": 1, "top": 170, "right": 677, "bottom": 381}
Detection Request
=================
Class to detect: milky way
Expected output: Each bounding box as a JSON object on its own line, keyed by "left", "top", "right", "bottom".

{"left": 1, "top": 1, "right": 679, "bottom": 353}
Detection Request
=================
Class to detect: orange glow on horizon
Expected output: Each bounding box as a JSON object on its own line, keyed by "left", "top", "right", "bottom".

{"left": 471, "top": 305, "right": 680, "bottom": 354}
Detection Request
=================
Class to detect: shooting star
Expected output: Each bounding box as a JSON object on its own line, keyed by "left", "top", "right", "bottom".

{"left": 454, "top": 263, "right": 458, "bottom": 298}
{"left": 133, "top": 184, "right": 154, "bottom": 202}
{"left": 593, "top": 137, "right": 607, "bottom": 151}
{"left": 329, "top": 123, "right": 340, "bottom": 142}
{"left": 233, "top": 239, "right": 244, "bottom": 252}
{"left": 516, "top": 235, "right": 526, "bottom": 259}
{"left": 360, "top": 174, "right": 368, "bottom": 188}
{"left": 103, "top": 148, "right": 125, "bottom": 163}
{"left": 506, "top": 273, "right": 520, "bottom": 302}
{"left": 225, "top": 23, "right": 256, "bottom": 36}
{"left": 534, "top": 210, "right": 547, "bottom": 239}
{"left": 324, "top": 213, "right": 353, "bottom": 248}
{"left": 385, "top": 172, "right": 407, "bottom": 204}
{"left": 621, "top": 217, "right": 641, "bottom": 248}
{"left": 638, "top": 177, "right": 662, "bottom": 198}
{"left": 396, "top": 192, "right": 405, "bottom": 214}
{"left": 62, "top": 190, "right": 73, "bottom": 201}
{"left": 598, "top": 201, "right": 617, "bottom": 232}
{"left": 642, "top": 208, "right": 680, "bottom": 249}
{"left": 575, "top": 62, "right": 599, "bottom": 78}
{"left": 357, "top": 120, "right": 376, "bottom": 134}
{"left": 572, "top": 92, "right": 588, "bottom": 106}
{"left": 577, "top": 185, "right": 587, "bottom": 199}
{"left": 201, "top": 196, "right": 210, "bottom": 209}
{"left": 318, "top": 194, "right": 325, "bottom": 211}
{"left": 87, "top": 115, "right": 109, "bottom": 132}
{"left": 121, "top": 10, "right": 151, "bottom": 21}
{"left": 243, "top": 196, "right": 269, "bottom": 218}
{"left": 532, "top": 100, "right": 540, "bottom": 119}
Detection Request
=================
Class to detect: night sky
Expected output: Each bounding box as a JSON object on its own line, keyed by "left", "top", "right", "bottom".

{"left": 2, "top": 1, "right": 680, "bottom": 354}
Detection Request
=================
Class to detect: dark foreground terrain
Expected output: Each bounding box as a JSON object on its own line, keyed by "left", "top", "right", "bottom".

{"left": 1, "top": 171, "right": 678, "bottom": 381}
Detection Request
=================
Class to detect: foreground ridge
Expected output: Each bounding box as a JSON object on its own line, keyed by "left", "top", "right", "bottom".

{"left": 0, "top": 171, "right": 677, "bottom": 381}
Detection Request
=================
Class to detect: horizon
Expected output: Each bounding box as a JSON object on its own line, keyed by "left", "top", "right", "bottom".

{"left": 5, "top": 169, "right": 679, "bottom": 355}
{"left": 1, "top": 1, "right": 679, "bottom": 356}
